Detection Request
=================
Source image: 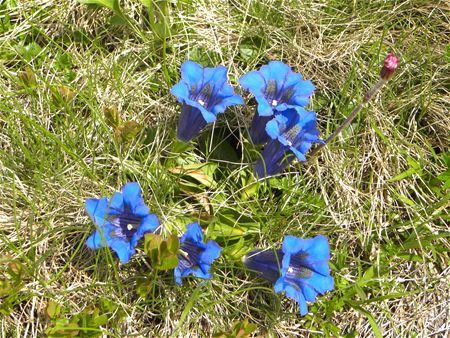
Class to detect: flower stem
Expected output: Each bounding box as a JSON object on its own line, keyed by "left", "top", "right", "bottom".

{"left": 309, "top": 78, "right": 386, "bottom": 158}
{"left": 309, "top": 52, "right": 399, "bottom": 159}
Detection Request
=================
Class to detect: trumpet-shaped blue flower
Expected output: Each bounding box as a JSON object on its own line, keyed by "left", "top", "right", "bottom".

{"left": 239, "top": 61, "right": 315, "bottom": 144}
{"left": 244, "top": 235, "right": 334, "bottom": 316}
{"left": 255, "top": 107, "right": 324, "bottom": 177}
{"left": 85, "top": 182, "right": 159, "bottom": 263}
{"left": 171, "top": 61, "right": 244, "bottom": 142}
{"left": 174, "top": 222, "right": 221, "bottom": 285}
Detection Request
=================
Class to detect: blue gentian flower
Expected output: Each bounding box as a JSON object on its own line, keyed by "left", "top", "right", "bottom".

{"left": 255, "top": 107, "right": 324, "bottom": 177}
{"left": 171, "top": 61, "right": 244, "bottom": 142}
{"left": 244, "top": 235, "right": 334, "bottom": 316}
{"left": 239, "top": 61, "right": 315, "bottom": 144}
{"left": 174, "top": 222, "right": 221, "bottom": 285}
{"left": 85, "top": 182, "right": 159, "bottom": 263}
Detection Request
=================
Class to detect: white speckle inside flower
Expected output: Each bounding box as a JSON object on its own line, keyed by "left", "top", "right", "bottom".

{"left": 198, "top": 99, "right": 205, "bottom": 106}
{"left": 272, "top": 99, "right": 278, "bottom": 106}
{"left": 127, "top": 224, "right": 134, "bottom": 231}
{"left": 288, "top": 267, "right": 294, "bottom": 273}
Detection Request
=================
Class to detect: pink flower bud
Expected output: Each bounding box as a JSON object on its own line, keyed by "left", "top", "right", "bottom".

{"left": 380, "top": 53, "right": 400, "bottom": 80}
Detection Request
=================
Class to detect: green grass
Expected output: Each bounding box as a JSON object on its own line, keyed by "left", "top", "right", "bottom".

{"left": 1, "top": 0, "right": 449, "bottom": 336}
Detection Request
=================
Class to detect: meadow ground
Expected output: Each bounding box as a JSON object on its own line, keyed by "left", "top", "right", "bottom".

{"left": 0, "top": 0, "right": 449, "bottom": 337}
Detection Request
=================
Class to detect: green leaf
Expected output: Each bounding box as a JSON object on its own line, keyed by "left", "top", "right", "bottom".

{"left": 0, "top": 279, "right": 12, "bottom": 298}
{"left": 144, "top": 234, "right": 180, "bottom": 270}
{"left": 18, "top": 66, "right": 37, "bottom": 88}
{"left": 110, "top": 13, "right": 129, "bottom": 25}
{"left": 166, "top": 234, "right": 180, "bottom": 254}
{"left": 207, "top": 222, "right": 246, "bottom": 239}
{"left": 104, "top": 106, "right": 122, "bottom": 129}
{"left": 220, "top": 237, "right": 250, "bottom": 260}
{"left": 136, "top": 277, "right": 152, "bottom": 298}
{"left": 77, "top": 0, "right": 121, "bottom": 13}
{"left": 171, "top": 140, "right": 192, "bottom": 153}
{"left": 46, "top": 318, "right": 80, "bottom": 338}
{"left": 144, "top": 233, "right": 163, "bottom": 264}
{"left": 46, "top": 301, "right": 62, "bottom": 320}
{"left": 92, "top": 314, "right": 108, "bottom": 327}
{"left": 214, "top": 319, "right": 257, "bottom": 338}
{"left": 168, "top": 163, "right": 218, "bottom": 187}
{"left": 155, "top": 253, "right": 178, "bottom": 270}
{"left": 118, "top": 121, "right": 144, "bottom": 142}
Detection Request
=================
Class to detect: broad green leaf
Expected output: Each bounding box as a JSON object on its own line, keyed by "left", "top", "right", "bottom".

{"left": 92, "top": 314, "right": 108, "bottom": 327}
{"left": 145, "top": 234, "right": 179, "bottom": 270}
{"left": 104, "top": 106, "right": 122, "bottom": 129}
{"left": 155, "top": 253, "right": 178, "bottom": 270}
{"left": 166, "top": 234, "right": 180, "bottom": 254}
{"left": 220, "top": 237, "right": 250, "bottom": 260}
{"left": 46, "top": 318, "right": 80, "bottom": 338}
{"left": 118, "top": 121, "right": 144, "bottom": 142}
{"left": 214, "top": 319, "right": 257, "bottom": 338}
{"left": 168, "top": 163, "right": 217, "bottom": 187}
{"left": 110, "top": 13, "right": 129, "bottom": 25}
{"left": 144, "top": 233, "right": 162, "bottom": 254}
{"left": 136, "top": 277, "right": 152, "bottom": 298}
{"left": 46, "top": 301, "right": 62, "bottom": 319}
{"left": 207, "top": 222, "right": 246, "bottom": 239}
{"left": 18, "top": 66, "right": 37, "bottom": 88}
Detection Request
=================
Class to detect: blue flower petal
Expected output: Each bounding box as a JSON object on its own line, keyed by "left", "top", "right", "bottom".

{"left": 259, "top": 61, "right": 291, "bottom": 89}
{"left": 307, "top": 235, "right": 331, "bottom": 261}
{"left": 301, "top": 272, "right": 334, "bottom": 294}
{"left": 180, "top": 60, "right": 204, "bottom": 88}
{"left": 108, "top": 238, "right": 134, "bottom": 263}
{"left": 256, "top": 99, "right": 274, "bottom": 116}
{"left": 170, "top": 82, "right": 190, "bottom": 102}
{"left": 299, "top": 283, "right": 318, "bottom": 302}
{"left": 282, "top": 235, "right": 304, "bottom": 254}
{"left": 298, "top": 110, "right": 317, "bottom": 127}
{"left": 199, "top": 240, "right": 221, "bottom": 265}
{"left": 211, "top": 94, "right": 244, "bottom": 115}
{"left": 239, "top": 70, "right": 266, "bottom": 93}
{"left": 183, "top": 98, "right": 217, "bottom": 123}
{"left": 290, "top": 147, "right": 308, "bottom": 161}
{"left": 216, "top": 83, "right": 235, "bottom": 98}
{"left": 122, "top": 182, "right": 144, "bottom": 213}
{"left": 174, "top": 267, "right": 183, "bottom": 285}
{"left": 265, "top": 118, "right": 281, "bottom": 140}
{"left": 130, "top": 214, "right": 160, "bottom": 248}
{"left": 86, "top": 230, "right": 104, "bottom": 249}
{"left": 282, "top": 72, "right": 303, "bottom": 88}
{"left": 274, "top": 276, "right": 285, "bottom": 293}
{"left": 180, "top": 222, "right": 203, "bottom": 244}
{"left": 85, "top": 197, "right": 109, "bottom": 226}
{"left": 182, "top": 266, "right": 213, "bottom": 280}
{"left": 290, "top": 80, "right": 315, "bottom": 105}
{"left": 203, "top": 66, "right": 228, "bottom": 95}
{"left": 109, "top": 192, "right": 124, "bottom": 212}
